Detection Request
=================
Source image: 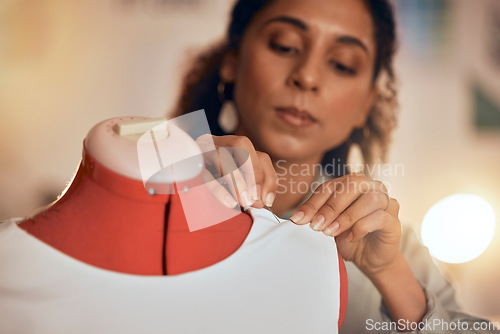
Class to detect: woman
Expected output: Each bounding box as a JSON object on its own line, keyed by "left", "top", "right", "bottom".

{"left": 172, "top": 0, "right": 498, "bottom": 332}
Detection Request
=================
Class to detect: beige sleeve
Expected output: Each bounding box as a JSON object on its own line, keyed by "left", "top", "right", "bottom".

{"left": 378, "top": 227, "right": 500, "bottom": 333}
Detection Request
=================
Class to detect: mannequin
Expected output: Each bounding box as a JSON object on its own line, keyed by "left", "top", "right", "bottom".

{"left": 0, "top": 116, "right": 347, "bottom": 333}
{"left": 18, "top": 116, "right": 253, "bottom": 275}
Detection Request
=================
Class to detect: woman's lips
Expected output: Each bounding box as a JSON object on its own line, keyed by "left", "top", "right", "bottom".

{"left": 275, "top": 107, "right": 317, "bottom": 127}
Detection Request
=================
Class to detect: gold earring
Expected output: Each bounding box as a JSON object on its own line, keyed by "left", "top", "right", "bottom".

{"left": 217, "top": 80, "right": 238, "bottom": 133}
{"left": 217, "top": 81, "right": 226, "bottom": 102}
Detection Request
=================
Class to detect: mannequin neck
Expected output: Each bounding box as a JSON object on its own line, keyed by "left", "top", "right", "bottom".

{"left": 19, "top": 148, "right": 252, "bottom": 275}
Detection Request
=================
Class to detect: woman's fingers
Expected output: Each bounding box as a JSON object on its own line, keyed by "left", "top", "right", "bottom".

{"left": 227, "top": 139, "right": 260, "bottom": 201}
{"left": 347, "top": 198, "right": 401, "bottom": 242}
{"left": 197, "top": 142, "right": 254, "bottom": 207}
{"left": 385, "top": 197, "right": 400, "bottom": 217}
{"left": 214, "top": 135, "right": 270, "bottom": 203}
{"left": 197, "top": 135, "right": 277, "bottom": 208}
{"left": 322, "top": 186, "right": 391, "bottom": 237}
{"left": 256, "top": 151, "right": 278, "bottom": 207}
{"left": 220, "top": 148, "right": 277, "bottom": 208}
{"left": 344, "top": 211, "right": 388, "bottom": 243}
{"left": 289, "top": 180, "right": 342, "bottom": 225}
{"left": 290, "top": 174, "right": 391, "bottom": 239}
{"left": 213, "top": 135, "right": 279, "bottom": 207}
{"left": 202, "top": 169, "right": 238, "bottom": 209}
{"left": 217, "top": 146, "right": 254, "bottom": 207}
{"left": 290, "top": 174, "right": 372, "bottom": 226}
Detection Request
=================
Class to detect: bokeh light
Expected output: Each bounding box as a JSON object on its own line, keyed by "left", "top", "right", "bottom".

{"left": 421, "top": 194, "right": 496, "bottom": 264}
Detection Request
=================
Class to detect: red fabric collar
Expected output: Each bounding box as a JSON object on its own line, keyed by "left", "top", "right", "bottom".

{"left": 20, "top": 145, "right": 252, "bottom": 275}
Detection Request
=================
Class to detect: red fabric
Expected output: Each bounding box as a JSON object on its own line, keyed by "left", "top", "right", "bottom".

{"left": 166, "top": 184, "right": 252, "bottom": 275}
{"left": 337, "top": 252, "right": 348, "bottom": 329}
{"left": 19, "top": 147, "right": 252, "bottom": 275}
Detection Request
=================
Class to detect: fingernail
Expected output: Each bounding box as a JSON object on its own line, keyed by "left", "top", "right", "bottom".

{"left": 310, "top": 215, "right": 325, "bottom": 231}
{"left": 251, "top": 185, "right": 260, "bottom": 201}
{"left": 224, "top": 196, "right": 238, "bottom": 208}
{"left": 241, "top": 191, "right": 253, "bottom": 207}
{"left": 324, "top": 221, "right": 339, "bottom": 236}
{"left": 290, "top": 210, "right": 304, "bottom": 223}
{"left": 265, "top": 192, "right": 275, "bottom": 207}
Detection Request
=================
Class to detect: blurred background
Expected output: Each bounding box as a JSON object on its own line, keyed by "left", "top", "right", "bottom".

{"left": 1, "top": 0, "right": 499, "bottom": 324}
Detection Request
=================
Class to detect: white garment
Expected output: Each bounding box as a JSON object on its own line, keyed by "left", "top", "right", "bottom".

{"left": 281, "top": 169, "right": 499, "bottom": 334}
{"left": 0, "top": 208, "right": 341, "bottom": 334}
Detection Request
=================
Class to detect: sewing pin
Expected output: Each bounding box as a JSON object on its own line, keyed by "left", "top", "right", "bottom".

{"left": 263, "top": 204, "right": 282, "bottom": 224}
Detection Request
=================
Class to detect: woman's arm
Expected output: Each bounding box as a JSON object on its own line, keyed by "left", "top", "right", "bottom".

{"left": 375, "top": 228, "right": 500, "bottom": 334}
{"left": 368, "top": 252, "right": 427, "bottom": 331}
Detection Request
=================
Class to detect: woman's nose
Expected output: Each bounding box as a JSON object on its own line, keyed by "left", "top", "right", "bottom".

{"left": 288, "top": 54, "right": 321, "bottom": 92}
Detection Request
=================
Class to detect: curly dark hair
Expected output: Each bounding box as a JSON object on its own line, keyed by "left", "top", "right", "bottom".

{"left": 172, "top": 0, "right": 398, "bottom": 175}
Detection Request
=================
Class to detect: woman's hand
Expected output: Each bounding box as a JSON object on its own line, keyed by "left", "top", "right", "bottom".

{"left": 196, "top": 134, "right": 278, "bottom": 210}
{"left": 289, "top": 173, "right": 402, "bottom": 278}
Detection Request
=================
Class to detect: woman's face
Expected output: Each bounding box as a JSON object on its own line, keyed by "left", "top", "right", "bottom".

{"left": 221, "top": 0, "right": 377, "bottom": 163}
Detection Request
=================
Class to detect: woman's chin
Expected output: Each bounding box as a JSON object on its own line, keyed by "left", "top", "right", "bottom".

{"left": 254, "top": 129, "right": 306, "bottom": 156}
{"left": 263, "top": 138, "right": 320, "bottom": 163}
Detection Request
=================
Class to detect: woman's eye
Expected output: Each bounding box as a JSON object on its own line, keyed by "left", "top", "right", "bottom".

{"left": 270, "top": 42, "right": 299, "bottom": 55}
{"left": 330, "top": 61, "right": 356, "bottom": 75}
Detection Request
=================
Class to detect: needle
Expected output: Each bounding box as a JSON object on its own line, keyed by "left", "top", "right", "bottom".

{"left": 263, "top": 204, "right": 282, "bottom": 224}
